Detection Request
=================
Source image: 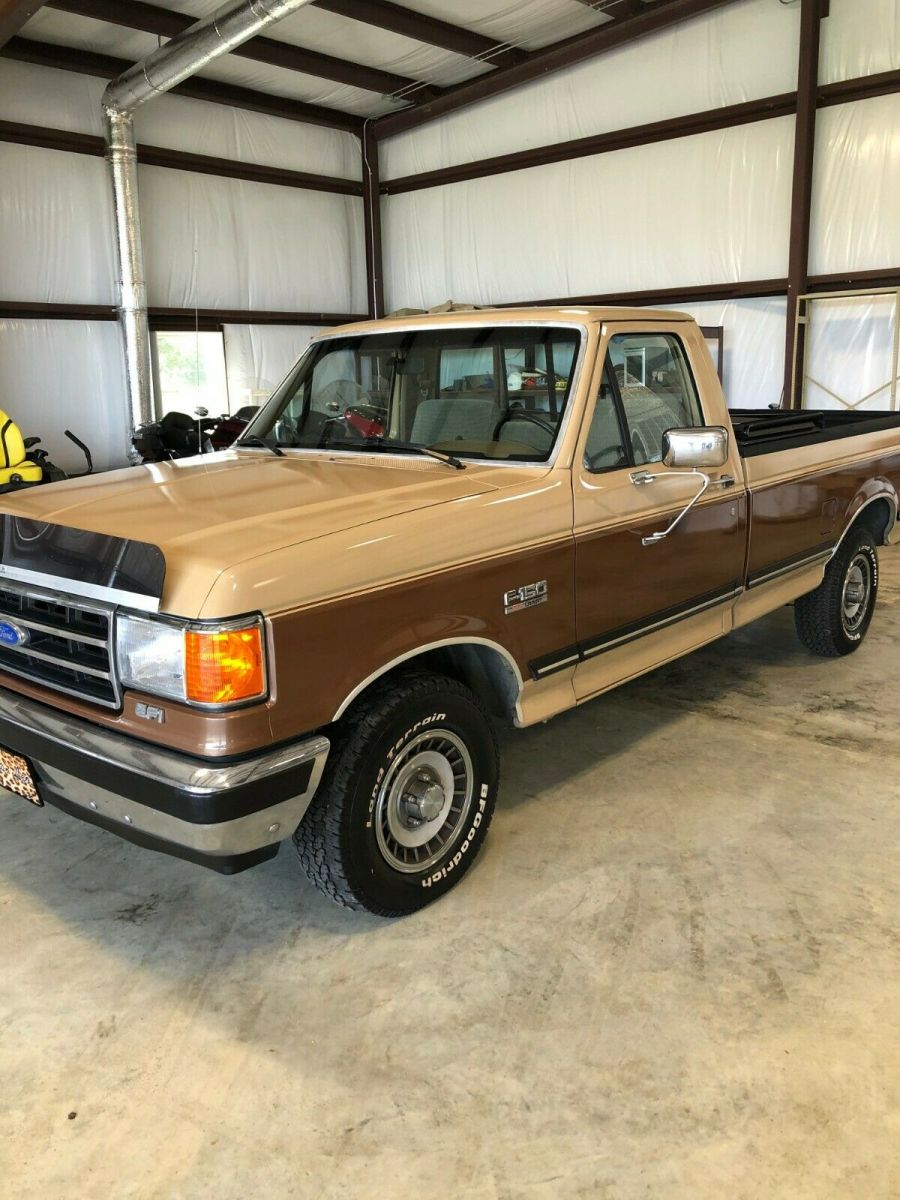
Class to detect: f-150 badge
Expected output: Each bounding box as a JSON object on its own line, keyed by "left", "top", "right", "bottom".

{"left": 503, "top": 580, "right": 548, "bottom": 614}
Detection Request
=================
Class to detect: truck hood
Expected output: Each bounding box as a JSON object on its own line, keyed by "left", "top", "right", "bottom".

{"left": 0, "top": 450, "right": 500, "bottom": 613}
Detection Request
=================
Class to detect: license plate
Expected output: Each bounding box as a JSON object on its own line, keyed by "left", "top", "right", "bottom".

{"left": 0, "top": 747, "right": 42, "bottom": 806}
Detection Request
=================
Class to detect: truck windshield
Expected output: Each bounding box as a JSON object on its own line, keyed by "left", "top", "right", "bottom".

{"left": 245, "top": 325, "right": 582, "bottom": 463}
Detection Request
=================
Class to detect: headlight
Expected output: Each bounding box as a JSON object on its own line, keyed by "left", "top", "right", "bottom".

{"left": 116, "top": 612, "right": 267, "bottom": 708}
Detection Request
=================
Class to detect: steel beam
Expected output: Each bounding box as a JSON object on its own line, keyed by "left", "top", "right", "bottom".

{"left": 1, "top": 36, "right": 364, "bottom": 130}
{"left": 0, "top": 300, "right": 363, "bottom": 325}
{"left": 362, "top": 124, "right": 384, "bottom": 318}
{"left": 46, "top": 0, "right": 441, "bottom": 99}
{"left": 0, "top": 0, "right": 42, "bottom": 48}
{"left": 313, "top": 0, "right": 526, "bottom": 67}
{"left": 784, "top": 0, "right": 825, "bottom": 409}
{"left": 372, "top": 0, "right": 736, "bottom": 139}
{"left": 0, "top": 118, "right": 363, "bottom": 193}
{"left": 381, "top": 92, "right": 796, "bottom": 195}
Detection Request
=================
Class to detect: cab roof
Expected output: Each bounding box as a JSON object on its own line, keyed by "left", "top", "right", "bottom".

{"left": 317, "top": 305, "right": 695, "bottom": 339}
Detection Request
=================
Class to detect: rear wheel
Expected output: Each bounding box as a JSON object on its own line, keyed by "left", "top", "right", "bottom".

{"left": 294, "top": 671, "right": 498, "bottom": 916}
{"left": 794, "top": 527, "right": 879, "bottom": 657}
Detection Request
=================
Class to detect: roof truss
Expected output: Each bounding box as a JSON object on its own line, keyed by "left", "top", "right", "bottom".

{"left": 4, "top": 0, "right": 745, "bottom": 139}
{"left": 313, "top": 0, "right": 528, "bottom": 68}
{"left": 45, "top": 0, "right": 442, "bottom": 100}
{"left": 1, "top": 36, "right": 364, "bottom": 130}
{"left": 0, "top": 0, "right": 43, "bottom": 48}
{"left": 372, "top": 0, "right": 738, "bottom": 138}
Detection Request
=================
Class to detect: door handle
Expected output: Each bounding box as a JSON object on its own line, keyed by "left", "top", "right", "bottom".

{"left": 630, "top": 470, "right": 656, "bottom": 486}
{"left": 710, "top": 475, "right": 736, "bottom": 489}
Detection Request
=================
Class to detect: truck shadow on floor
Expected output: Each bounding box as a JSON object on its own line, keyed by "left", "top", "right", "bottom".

{"left": 497, "top": 603, "right": 825, "bottom": 808}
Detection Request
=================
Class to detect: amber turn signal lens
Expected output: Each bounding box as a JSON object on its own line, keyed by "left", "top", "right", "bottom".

{"left": 184, "top": 625, "right": 265, "bottom": 705}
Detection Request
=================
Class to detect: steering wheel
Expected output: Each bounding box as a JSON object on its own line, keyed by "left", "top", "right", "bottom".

{"left": 315, "top": 378, "right": 370, "bottom": 415}
{"left": 493, "top": 410, "right": 557, "bottom": 439}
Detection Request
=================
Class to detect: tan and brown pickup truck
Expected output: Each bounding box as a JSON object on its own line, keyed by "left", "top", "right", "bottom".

{"left": 1, "top": 307, "right": 899, "bottom": 914}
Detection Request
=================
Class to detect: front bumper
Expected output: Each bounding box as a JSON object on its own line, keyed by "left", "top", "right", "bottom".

{"left": 0, "top": 688, "right": 329, "bottom": 874}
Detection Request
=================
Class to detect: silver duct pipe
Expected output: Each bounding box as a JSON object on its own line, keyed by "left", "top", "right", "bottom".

{"left": 102, "top": 0, "right": 316, "bottom": 449}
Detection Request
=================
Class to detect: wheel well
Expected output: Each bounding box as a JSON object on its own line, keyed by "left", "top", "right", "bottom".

{"left": 850, "top": 497, "right": 895, "bottom": 545}
{"left": 340, "top": 643, "right": 522, "bottom": 724}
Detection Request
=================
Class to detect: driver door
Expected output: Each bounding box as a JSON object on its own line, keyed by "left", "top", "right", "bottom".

{"left": 571, "top": 322, "right": 747, "bottom": 702}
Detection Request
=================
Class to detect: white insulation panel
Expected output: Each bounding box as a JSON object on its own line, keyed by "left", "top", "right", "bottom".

{"left": 383, "top": 117, "right": 794, "bottom": 310}
{"left": 0, "top": 320, "right": 128, "bottom": 471}
{"left": 805, "top": 294, "right": 900, "bottom": 412}
{"left": 139, "top": 166, "right": 367, "bottom": 312}
{"left": 223, "top": 324, "right": 320, "bottom": 410}
{"left": 0, "top": 144, "right": 117, "bottom": 304}
{"left": 667, "top": 298, "right": 789, "bottom": 411}
{"left": 381, "top": 0, "right": 801, "bottom": 180}
{"left": 810, "top": 94, "right": 900, "bottom": 277}
{"left": 0, "top": 146, "right": 367, "bottom": 313}
{"left": 819, "top": 0, "right": 900, "bottom": 84}
{"left": 0, "top": 59, "right": 362, "bottom": 180}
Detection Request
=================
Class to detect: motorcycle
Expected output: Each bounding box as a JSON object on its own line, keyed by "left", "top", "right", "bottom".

{"left": 0, "top": 411, "right": 92, "bottom": 494}
{"left": 132, "top": 406, "right": 259, "bottom": 462}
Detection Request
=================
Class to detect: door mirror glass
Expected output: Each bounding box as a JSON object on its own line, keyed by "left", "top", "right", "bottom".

{"left": 662, "top": 426, "right": 728, "bottom": 469}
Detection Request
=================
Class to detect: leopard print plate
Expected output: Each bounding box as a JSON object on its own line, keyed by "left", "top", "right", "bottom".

{"left": 0, "top": 747, "right": 42, "bottom": 805}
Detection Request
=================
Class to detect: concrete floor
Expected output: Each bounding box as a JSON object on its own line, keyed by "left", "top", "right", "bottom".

{"left": 3, "top": 552, "right": 900, "bottom": 1200}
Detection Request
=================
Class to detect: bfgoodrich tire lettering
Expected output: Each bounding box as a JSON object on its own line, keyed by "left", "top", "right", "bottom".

{"left": 794, "top": 527, "right": 879, "bottom": 657}
{"left": 293, "top": 671, "right": 498, "bottom": 916}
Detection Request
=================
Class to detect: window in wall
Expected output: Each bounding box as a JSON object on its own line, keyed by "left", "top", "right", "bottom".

{"left": 152, "top": 330, "right": 230, "bottom": 419}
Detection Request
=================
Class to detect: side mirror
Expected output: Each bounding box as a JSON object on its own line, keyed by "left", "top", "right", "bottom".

{"left": 662, "top": 426, "right": 728, "bottom": 469}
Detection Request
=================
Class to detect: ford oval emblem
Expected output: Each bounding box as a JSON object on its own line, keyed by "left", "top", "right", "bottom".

{"left": 0, "top": 620, "right": 29, "bottom": 647}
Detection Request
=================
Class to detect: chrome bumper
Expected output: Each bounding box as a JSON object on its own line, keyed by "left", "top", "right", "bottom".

{"left": 0, "top": 688, "right": 329, "bottom": 873}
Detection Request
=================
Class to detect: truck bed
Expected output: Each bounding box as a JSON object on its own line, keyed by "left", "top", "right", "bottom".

{"left": 728, "top": 409, "right": 900, "bottom": 457}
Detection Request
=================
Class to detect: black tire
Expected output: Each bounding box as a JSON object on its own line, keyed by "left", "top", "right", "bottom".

{"left": 794, "top": 527, "right": 879, "bottom": 657}
{"left": 293, "top": 671, "right": 499, "bottom": 916}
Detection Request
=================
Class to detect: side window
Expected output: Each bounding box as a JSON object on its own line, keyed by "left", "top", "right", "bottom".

{"left": 609, "top": 333, "right": 703, "bottom": 466}
{"left": 583, "top": 362, "right": 628, "bottom": 472}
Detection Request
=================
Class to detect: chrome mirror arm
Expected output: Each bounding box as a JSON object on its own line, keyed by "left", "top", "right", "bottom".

{"left": 641, "top": 469, "right": 711, "bottom": 546}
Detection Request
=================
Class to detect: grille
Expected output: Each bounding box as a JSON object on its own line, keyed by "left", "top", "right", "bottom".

{"left": 0, "top": 582, "right": 120, "bottom": 708}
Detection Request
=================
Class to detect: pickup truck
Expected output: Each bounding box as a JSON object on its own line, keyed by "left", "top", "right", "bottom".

{"left": 1, "top": 307, "right": 898, "bottom": 916}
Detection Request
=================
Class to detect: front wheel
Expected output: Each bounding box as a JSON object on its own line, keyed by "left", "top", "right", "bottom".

{"left": 294, "top": 671, "right": 499, "bottom": 916}
{"left": 794, "top": 527, "right": 879, "bottom": 657}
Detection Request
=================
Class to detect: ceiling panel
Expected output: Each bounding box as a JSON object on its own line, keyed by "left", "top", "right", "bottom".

{"left": 16, "top": 0, "right": 635, "bottom": 122}
{"left": 166, "top": 0, "right": 493, "bottom": 91}
{"left": 380, "top": 0, "right": 613, "bottom": 53}
{"left": 19, "top": 8, "right": 399, "bottom": 114}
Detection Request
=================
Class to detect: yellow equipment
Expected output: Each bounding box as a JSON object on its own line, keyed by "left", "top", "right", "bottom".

{"left": 0, "top": 412, "right": 43, "bottom": 488}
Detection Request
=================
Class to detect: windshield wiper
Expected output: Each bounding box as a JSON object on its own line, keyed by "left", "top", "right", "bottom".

{"left": 235, "top": 434, "right": 285, "bottom": 457}
{"left": 367, "top": 437, "right": 466, "bottom": 470}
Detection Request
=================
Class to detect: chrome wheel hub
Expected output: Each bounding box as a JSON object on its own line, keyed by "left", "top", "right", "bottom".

{"left": 400, "top": 773, "right": 446, "bottom": 826}
{"left": 375, "top": 731, "right": 474, "bottom": 873}
{"left": 842, "top": 553, "right": 871, "bottom": 632}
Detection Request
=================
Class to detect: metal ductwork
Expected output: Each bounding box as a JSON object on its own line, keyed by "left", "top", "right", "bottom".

{"left": 102, "top": 0, "right": 315, "bottom": 451}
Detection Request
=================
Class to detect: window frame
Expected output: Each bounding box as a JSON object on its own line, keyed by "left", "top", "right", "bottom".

{"left": 583, "top": 330, "right": 706, "bottom": 475}
{"left": 149, "top": 325, "right": 231, "bottom": 421}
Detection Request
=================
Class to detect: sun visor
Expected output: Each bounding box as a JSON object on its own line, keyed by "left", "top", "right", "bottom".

{"left": 0, "top": 516, "right": 165, "bottom": 612}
